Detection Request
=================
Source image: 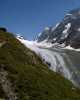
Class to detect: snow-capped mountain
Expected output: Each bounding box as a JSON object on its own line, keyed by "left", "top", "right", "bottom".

{"left": 37, "top": 8, "right": 80, "bottom": 49}
{"left": 17, "top": 8, "right": 80, "bottom": 88}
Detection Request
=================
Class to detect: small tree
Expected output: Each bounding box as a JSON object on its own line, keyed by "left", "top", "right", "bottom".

{"left": 0, "top": 27, "right": 7, "bottom": 32}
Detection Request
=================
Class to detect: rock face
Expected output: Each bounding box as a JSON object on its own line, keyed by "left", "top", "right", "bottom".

{"left": 0, "top": 66, "right": 17, "bottom": 100}
{"left": 37, "top": 8, "right": 80, "bottom": 49}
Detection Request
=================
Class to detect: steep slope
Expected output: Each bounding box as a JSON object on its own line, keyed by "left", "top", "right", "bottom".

{"left": 18, "top": 38, "right": 80, "bottom": 88}
{"left": 36, "top": 8, "right": 80, "bottom": 49}
{"left": 22, "top": 8, "right": 80, "bottom": 88}
{"left": 0, "top": 31, "right": 80, "bottom": 100}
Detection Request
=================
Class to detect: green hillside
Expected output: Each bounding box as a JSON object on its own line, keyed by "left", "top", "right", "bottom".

{"left": 0, "top": 30, "right": 80, "bottom": 100}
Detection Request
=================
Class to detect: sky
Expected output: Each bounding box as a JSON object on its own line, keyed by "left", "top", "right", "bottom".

{"left": 0, "top": 0, "right": 80, "bottom": 40}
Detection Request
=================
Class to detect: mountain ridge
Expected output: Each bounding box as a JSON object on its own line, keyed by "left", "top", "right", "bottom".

{"left": 36, "top": 8, "right": 80, "bottom": 49}
{"left": 17, "top": 8, "right": 80, "bottom": 89}
{"left": 0, "top": 29, "right": 80, "bottom": 100}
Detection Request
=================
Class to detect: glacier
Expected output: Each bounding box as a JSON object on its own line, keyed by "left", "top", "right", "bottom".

{"left": 17, "top": 37, "right": 80, "bottom": 88}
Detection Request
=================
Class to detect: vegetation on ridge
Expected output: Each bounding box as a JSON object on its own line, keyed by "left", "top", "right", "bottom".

{"left": 0, "top": 30, "right": 80, "bottom": 100}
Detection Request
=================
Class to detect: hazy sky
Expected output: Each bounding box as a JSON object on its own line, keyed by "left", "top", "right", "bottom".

{"left": 0, "top": 0, "right": 80, "bottom": 40}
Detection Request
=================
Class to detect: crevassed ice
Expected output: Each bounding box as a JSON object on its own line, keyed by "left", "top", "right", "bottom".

{"left": 17, "top": 38, "right": 71, "bottom": 79}
{"left": 17, "top": 37, "right": 80, "bottom": 86}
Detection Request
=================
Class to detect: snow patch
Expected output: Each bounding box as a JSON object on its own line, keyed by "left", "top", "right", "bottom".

{"left": 38, "top": 32, "right": 42, "bottom": 37}
{"left": 61, "top": 23, "right": 71, "bottom": 39}
{"left": 52, "top": 23, "right": 60, "bottom": 31}
{"left": 16, "top": 34, "right": 24, "bottom": 39}
{"left": 63, "top": 23, "right": 71, "bottom": 34}
{"left": 44, "top": 27, "right": 50, "bottom": 31}
{"left": 17, "top": 37, "right": 39, "bottom": 54}
{"left": 78, "top": 28, "right": 80, "bottom": 32}
{"left": 64, "top": 45, "right": 80, "bottom": 51}
{"left": 53, "top": 38, "right": 57, "bottom": 41}
{"left": 66, "top": 13, "right": 72, "bottom": 16}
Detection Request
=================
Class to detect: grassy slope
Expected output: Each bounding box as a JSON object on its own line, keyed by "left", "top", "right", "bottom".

{"left": 0, "top": 31, "right": 80, "bottom": 100}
